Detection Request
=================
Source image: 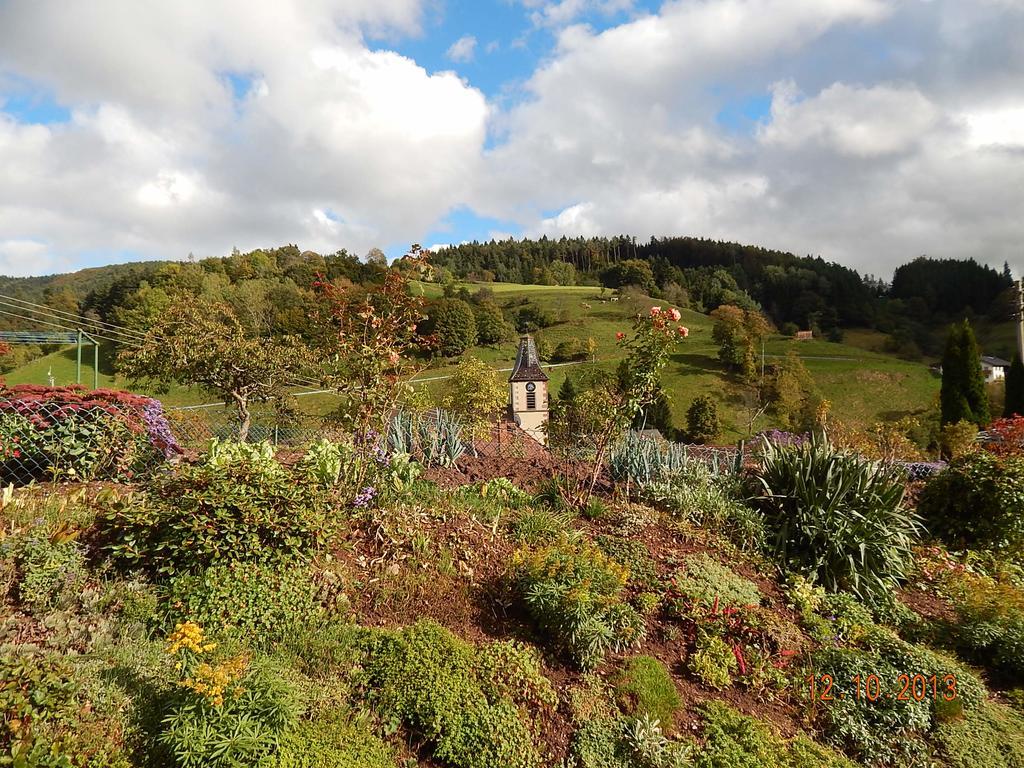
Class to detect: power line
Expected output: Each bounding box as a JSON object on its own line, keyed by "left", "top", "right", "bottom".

{"left": 0, "top": 297, "right": 145, "bottom": 344}
{"left": 0, "top": 308, "right": 135, "bottom": 347}
{"left": 0, "top": 293, "right": 148, "bottom": 339}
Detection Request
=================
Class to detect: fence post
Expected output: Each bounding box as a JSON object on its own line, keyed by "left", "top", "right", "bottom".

{"left": 274, "top": 424, "right": 279, "bottom": 446}
{"left": 76, "top": 329, "right": 83, "bottom": 385}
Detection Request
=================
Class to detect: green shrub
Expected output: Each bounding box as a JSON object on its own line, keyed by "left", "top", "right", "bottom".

{"left": 597, "top": 536, "right": 661, "bottom": 592}
{"left": 645, "top": 467, "right": 765, "bottom": 552}
{"left": 274, "top": 709, "right": 397, "bottom": 768}
{"left": 99, "top": 459, "right": 338, "bottom": 578}
{"left": 159, "top": 623, "right": 298, "bottom": 768}
{"left": 693, "top": 701, "right": 855, "bottom": 768}
{"left": 510, "top": 506, "right": 574, "bottom": 545}
{"left": 570, "top": 715, "right": 691, "bottom": 768}
{"left": 13, "top": 533, "right": 88, "bottom": 615}
{"left": 359, "top": 621, "right": 541, "bottom": 768}
{"left": 934, "top": 700, "right": 1024, "bottom": 768}
{"left": 514, "top": 537, "right": 646, "bottom": 669}
{"left": 688, "top": 633, "right": 737, "bottom": 690}
{"left": 945, "top": 572, "right": 1024, "bottom": 682}
{"left": 918, "top": 450, "right": 1024, "bottom": 561}
{"left": 476, "top": 640, "right": 557, "bottom": 716}
{"left": 809, "top": 631, "right": 985, "bottom": 767}
{"left": 163, "top": 561, "right": 335, "bottom": 646}
{"left": 798, "top": 590, "right": 874, "bottom": 647}
{"left": 612, "top": 656, "right": 681, "bottom": 730}
{"left": 753, "top": 436, "right": 921, "bottom": 602}
{"left": 0, "top": 648, "right": 130, "bottom": 768}
{"left": 669, "top": 553, "right": 761, "bottom": 611}
{"left": 686, "top": 395, "right": 721, "bottom": 444}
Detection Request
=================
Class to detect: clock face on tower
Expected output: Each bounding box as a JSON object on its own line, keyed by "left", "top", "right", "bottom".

{"left": 525, "top": 382, "right": 536, "bottom": 393}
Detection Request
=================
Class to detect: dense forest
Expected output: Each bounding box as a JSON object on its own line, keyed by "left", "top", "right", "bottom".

{"left": 431, "top": 238, "right": 1017, "bottom": 354}
{"left": 0, "top": 239, "right": 1016, "bottom": 372}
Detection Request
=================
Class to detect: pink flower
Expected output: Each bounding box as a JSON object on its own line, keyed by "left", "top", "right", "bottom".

{"left": 388, "top": 351, "right": 400, "bottom": 364}
{"left": 668, "top": 308, "right": 681, "bottom": 321}
{"left": 615, "top": 332, "right": 626, "bottom": 341}
{"left": 649, "top": 306, "right": 662, "bottom": 316}
{"left": 677, "top": 326, "right": 689, "bottom": 337}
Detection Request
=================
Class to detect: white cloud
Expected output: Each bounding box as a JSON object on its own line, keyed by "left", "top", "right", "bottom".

{"left": 758, "top": 81, "right": 942, "bottom": 157}
{"left": 518, "top": 0, "right": 636, "bottom": 28}
{"left": 0, "top": 0, "right": 486, "bottom": 274}
{"left": 963, "top": 106, "right": 1024, "bottom": 147}
{"left": 2, "top": 0, "right": 1024, "bottom": 280}
{"left": 475, "top": 0, "right": 1024, "bottom": 276}
{"left": 0, "top": 239, "right": 54, "bottom": 277}
{"left": 446, "top": 35, "right": 478, "bottom": 63}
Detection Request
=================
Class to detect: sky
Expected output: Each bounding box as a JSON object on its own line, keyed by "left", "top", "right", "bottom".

{"left": 0, "top": 0, "right": 1022, "bottom": 280}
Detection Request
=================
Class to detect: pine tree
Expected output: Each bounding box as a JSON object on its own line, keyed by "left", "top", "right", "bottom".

{"left": 1005, "top": 354, "right": 1024, "bottom": 418}
{"left": 940, "top": 320, "right": 990, "bottom": 426}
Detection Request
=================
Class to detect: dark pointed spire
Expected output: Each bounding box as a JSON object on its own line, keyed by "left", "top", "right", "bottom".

{"left": 509, "top": 334, "right": 548, "bottom": 382}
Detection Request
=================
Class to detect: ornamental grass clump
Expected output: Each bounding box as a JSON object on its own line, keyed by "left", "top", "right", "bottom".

{"left": 753, "top": 435, "right": 921, "bottom": 603}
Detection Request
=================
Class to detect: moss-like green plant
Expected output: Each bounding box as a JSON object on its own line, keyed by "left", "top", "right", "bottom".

{"left": 669, "top": 553, "right": 761, "bottom": 611}
{"left": 934, "top": 700, "right": 1024, "bottom": 768}
{"left": 693, "top": 702, "right": 855, "bottom": 768}
{"left": 163, "top": 561, "right": 335, "bottom": 647}
{"left": 274, "top": 709, "right": 397, "bottom": 768}
{"left": 613, "top": 656, "right": 681, "bottom": 730}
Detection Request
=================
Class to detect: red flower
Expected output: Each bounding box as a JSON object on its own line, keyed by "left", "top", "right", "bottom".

{"left": 677, "top": 326, "right": 689, "bottom": 337}
{"left": 615, "top": 332, "right": 626, "bottom": 341}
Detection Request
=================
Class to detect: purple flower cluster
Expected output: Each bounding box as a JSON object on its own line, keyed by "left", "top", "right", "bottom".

{"left": 758, "top": 429, "right": 810, "bottom": 448}
{"left": 352, "top": 486, "right": 377, "bottom": 508}
{"left": 355, "top": 428, "right": 391, "bottom": 465}
{"left": 142, "top": 399, "right": 181, "bottom": 458}
{"left": 900, "top": 461, "right": 947, "bottom": 482}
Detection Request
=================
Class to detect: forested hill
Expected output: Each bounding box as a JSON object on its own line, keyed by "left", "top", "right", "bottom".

{"left": 430, "top": 237, "right": 1016, "bottom": 353}
{"left": 0, "top": 239, "right": 1016, "bottom": 360}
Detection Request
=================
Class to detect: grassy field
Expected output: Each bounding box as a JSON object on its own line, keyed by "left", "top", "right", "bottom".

{"left": 411, "top": 282, "right": 940, "bottom": 441}
{"left": 1, "top": 281, "right": 941, "bottom": 440}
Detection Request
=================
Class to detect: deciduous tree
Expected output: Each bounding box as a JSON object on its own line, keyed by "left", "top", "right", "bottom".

{"left": 118, "top": 299, "right": 305, "bottom": 441}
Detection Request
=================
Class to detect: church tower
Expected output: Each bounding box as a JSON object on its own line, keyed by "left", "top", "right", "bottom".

{"left": 508, "top": 334, "right": 549, "bottom": 445}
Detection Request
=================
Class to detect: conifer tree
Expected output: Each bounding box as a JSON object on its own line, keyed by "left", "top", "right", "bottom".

{"left": 940, "top": 320, "right": 990, "bottom": 426}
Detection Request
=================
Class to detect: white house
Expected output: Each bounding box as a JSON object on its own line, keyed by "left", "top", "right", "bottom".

{"left": 981, "top": 355, "right": 1010, "bottom": 383}
{"left": 508, "top": 335, "right": 549, "bottom": 445}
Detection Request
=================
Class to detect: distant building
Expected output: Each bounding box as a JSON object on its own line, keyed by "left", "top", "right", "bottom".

{"left": 794, "top": 330, "right": 813, "bottom": 341}
{"left": 509, "top": 335, "right": 549, "bottom": 445}
{"left": 981, "top": 355, "right": 1010, "bottom": 383}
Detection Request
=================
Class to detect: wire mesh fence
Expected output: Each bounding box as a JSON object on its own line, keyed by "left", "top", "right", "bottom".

{"left": 0, "top": 392, "right": 179, "bottom": 485}
{"left": 0, "top": 391, "right": 753, "bottom": 488}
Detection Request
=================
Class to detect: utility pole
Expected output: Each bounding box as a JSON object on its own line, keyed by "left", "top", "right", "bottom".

{"left": 1016, "top": 278, "right": 1024, "bottom": 362}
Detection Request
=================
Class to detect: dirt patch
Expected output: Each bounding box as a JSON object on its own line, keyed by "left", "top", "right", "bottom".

{"left": 899, "top": 587, "right": 956, "bottom": 625}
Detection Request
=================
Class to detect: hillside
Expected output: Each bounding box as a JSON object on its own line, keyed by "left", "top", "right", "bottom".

{"left": 0, "top": 281, "right": 941, "bottom": 441}
{"left": 411, "top": 282, "right": 939, "bottom": 442}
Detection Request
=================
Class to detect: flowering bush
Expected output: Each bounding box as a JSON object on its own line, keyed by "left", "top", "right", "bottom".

{"left": 984, "top": 416, "right": 1024, "bottom": 457}
{"left": 0, "top": 385, "right": 179, "bottom": 483}
{"left": 159, "top": 621, "right": 297, "bottom": 768}
{"left": 514, "top": 537, "right": 645, "bottom": 669}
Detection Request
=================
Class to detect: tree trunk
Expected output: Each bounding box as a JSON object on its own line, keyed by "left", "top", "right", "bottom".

{"left": 234, "top": 394, "right": 252, "bottom": 443}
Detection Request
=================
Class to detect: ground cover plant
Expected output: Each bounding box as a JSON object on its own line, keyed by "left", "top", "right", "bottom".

{"left": 4, "top": 326, "right": 1024, "bottom": 768}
